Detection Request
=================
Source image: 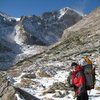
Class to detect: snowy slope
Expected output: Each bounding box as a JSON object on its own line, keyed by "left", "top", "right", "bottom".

{"left": 12, "top": 64, "right": 100, "bottom": 100}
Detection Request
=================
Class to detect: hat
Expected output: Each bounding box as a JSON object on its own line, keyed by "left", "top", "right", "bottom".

{"left": 71, "top": 62, "right": 78, "bottom": 67}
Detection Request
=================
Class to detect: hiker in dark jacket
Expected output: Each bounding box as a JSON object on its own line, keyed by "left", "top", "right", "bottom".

{"left": 71, "top": 62, "right": 88, "bottom": 100}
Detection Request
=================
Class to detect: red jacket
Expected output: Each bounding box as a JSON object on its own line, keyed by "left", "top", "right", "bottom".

{"left": 72, "top": 65, "right": 86, "bottom": 96}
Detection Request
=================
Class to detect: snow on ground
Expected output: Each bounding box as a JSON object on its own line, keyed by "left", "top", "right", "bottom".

{"left": 13, "top": 67, "right": 100, "bottom": 100}
{"left": 89, "top": 89, "right": 100, "bottom": 100}
{"left": 13, "top": 73, "right": 26, "bottom": 85}
{"left": 14, "top": 44, "right": 45, "bottom": 63}
{"left": 15, "top": 93, "right": 25, "bottom": 100}
{"left": 46, "top": 61, "right": 64, "bottom": 67}
{"left": 34, "top": 70, "right": 68, "bottom": 89}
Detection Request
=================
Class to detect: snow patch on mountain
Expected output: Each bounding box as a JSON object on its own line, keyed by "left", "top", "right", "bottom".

{"left": 14, "top": 18, "right": 20, "bottom": 21}
{"left": 58, "top": 7, "right": 84, "bottom": 19}
{"left": 58, "top": 7, "right": 70, "bottom": 19}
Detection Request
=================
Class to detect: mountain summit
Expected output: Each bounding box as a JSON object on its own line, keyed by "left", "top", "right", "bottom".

{"left": 15, "top": 7, "right": 82, "bottom": 46}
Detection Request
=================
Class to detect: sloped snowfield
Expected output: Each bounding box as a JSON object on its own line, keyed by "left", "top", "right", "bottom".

{"left": 13, "top": 62, "right": 100, "bottom": 100}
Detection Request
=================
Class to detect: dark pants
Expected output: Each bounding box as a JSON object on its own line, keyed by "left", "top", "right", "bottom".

{"left": 77, "top": 92, "right": 88, "bottom": 100}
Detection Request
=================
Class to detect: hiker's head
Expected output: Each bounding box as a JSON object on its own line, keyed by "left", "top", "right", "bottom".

{"left": 71, "top": 62, "right": 78, "bottom": 70}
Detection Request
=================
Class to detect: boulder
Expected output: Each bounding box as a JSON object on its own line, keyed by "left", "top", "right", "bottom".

{"left": 53, "top": 91, "right": 62, "bottom": 97}
{"left": 16, "top": 78, "right": 33, "bottom": 88}
{"left": 41, "top": 88, "right": 55, "bottom": 96}
{"left": 22, "top": 73, "right": 36, "bottom": 79}
{"left": 13, "top": 86, "right": 40, "bottom": 100}
{"left": 2, "top": 86, "right": 17, "bottom": 100}
{"left": 35, "top": 69, "right": 51, "bottom": 77}
{"left": 0, "top": 79, "right": 17, "bottom": 100}
{"left": 42, "top": 97, "right": 54, "bottom": 100}
{"left": 49, "top": 82, "right": 68, "bottom": 90}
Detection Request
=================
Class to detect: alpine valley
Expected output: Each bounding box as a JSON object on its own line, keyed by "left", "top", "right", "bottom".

{"left": 0, "top": 7, "right": 82, "bottom": 69}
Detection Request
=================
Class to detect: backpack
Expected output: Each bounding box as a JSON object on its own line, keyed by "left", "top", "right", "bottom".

{"left": 80, "top": 57, "right": 95, "bottom": 90}
{"left": 84, "top": 57, "right": 92, "bottom": 64}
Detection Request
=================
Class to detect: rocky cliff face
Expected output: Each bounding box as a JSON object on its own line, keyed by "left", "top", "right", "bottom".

{"left": 15, "top": 7, "right": 82, "bottom": 45}
{"left": 62, "top": 7, "right": 100, "bottom": 41}
{"left": 0, "top": 7, "right": 82, "bottom": 69}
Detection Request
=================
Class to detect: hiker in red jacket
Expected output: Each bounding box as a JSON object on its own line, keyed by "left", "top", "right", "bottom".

{"left": 71, "top": 62, "right": 88, "bottom": 100}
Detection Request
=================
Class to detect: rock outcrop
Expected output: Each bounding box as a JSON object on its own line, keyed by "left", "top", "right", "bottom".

{"left": 0, "top": 72, "right": 17, "bottom": 100}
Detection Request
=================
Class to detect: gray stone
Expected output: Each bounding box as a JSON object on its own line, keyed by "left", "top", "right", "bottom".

{"left": 49, "top": 82, "right": 68, "bottom": 90}
{"left": 54, "top": 91, "right": 62, "bottom": 97}
{"left": 22, "top": 73, "right": 36, "bottom": 79}
{"left": 2, "top": 86, "right": 17, "bottom": 100}
{"left": 42, "top": 97, "right": 54, "bottom": 100}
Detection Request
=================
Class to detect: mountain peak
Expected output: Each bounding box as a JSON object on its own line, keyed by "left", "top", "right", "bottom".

{"left": 58, "top": 7, "right": 84, "bottom": 19}
{"left": 59, "top": 7, "right": 70, "bottom": 12}
{"left": 60, "top": 7, "right": 84, "bottom": 15}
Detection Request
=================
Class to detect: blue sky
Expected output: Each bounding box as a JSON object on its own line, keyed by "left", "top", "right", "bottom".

{"left": 0, "top": 0, "right": 100, "bottom": 17}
